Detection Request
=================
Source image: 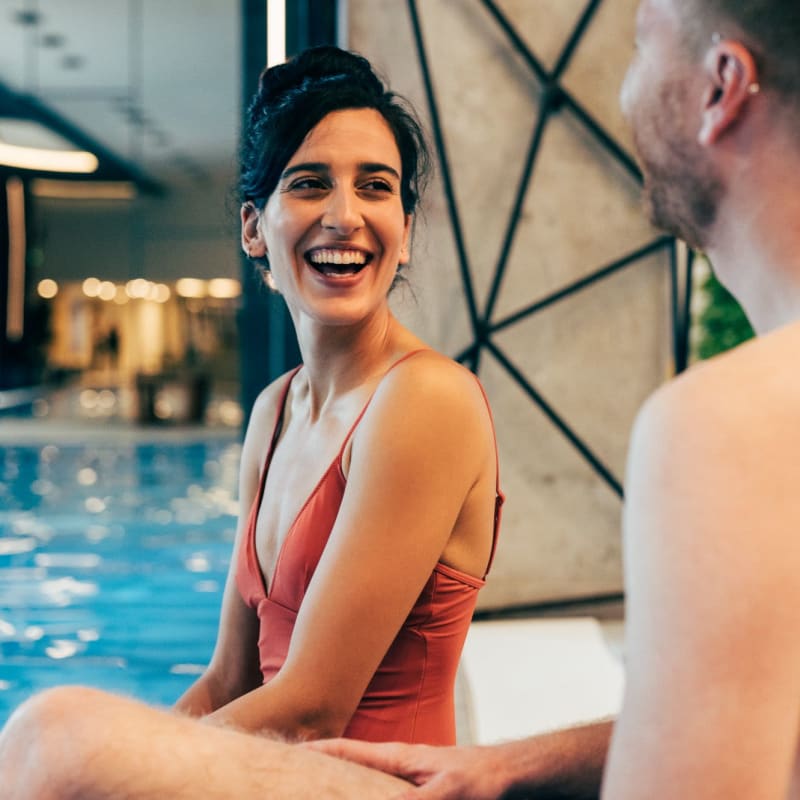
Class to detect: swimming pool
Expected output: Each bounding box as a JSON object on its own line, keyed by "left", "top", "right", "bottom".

{"left": 0, "top": 434, "right": 240, "bottom": 726}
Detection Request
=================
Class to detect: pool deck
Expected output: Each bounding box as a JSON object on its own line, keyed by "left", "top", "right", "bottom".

{"left": 0, "top": 417, "right": 239, "bottom": 445}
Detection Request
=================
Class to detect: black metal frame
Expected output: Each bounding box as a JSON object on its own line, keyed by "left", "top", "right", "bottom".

{"left": 239, "top": 0, "right": 337, "bottom": 426}
{"left": 407, "top": 0, "right": 692, "bottom": 501}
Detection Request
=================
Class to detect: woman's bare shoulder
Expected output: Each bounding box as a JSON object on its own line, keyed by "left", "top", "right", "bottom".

{"left": 370, "top": 350, "right": 492, "bottom": 433}
{"left": 388, "top": 349, "right": 486, "bottom": 398}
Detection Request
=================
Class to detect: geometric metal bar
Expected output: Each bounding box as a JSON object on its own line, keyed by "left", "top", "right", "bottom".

{"left": 480, "top": 0, "right": 641, "bottom": 184}
{"left": 551, "top": 0, "right": 604, "bottom": 81}
{"left": 669, "top": 240, "right": 681, "bottom": 373}
{"left": 669, "top": 241, "right": 693, "bottom": 374}
{"left": 453, "top": 341, "right": 480, "bottom": 366}
{"left": 480, "top": 0, "right": 549, "bottom": 83}
{"left": 562, "top": 93, "right": 642, "bottom": 182}
{"left": 490, "top": 236, "right": 673, "bottom": 334}
{"left": 482, "top": 90, "right": 554, "bottom": 326}
{"left": 408, "top": 0, "right": 482, "bottom": 361}
{"left": 678, "top": 249, "right": 694, "bottom": 373}
{"left": 486, "top": 338, "right": 625, "bottom": 498}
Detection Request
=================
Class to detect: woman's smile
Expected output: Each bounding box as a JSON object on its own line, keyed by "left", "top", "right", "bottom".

{"left": 305, "top": 246, "right": 374, "bottom": 281}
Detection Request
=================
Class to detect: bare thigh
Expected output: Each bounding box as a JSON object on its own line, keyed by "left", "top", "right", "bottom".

{"left": 0, "top": 687, "right": 409, "bottom": 800}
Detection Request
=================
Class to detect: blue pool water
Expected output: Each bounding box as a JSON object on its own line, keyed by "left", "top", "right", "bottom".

{"left": 0, "top": 435, "right": 241, "bottom": 726}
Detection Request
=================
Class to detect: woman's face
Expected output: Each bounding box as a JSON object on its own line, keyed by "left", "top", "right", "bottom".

{"left": 242, "top": 107, "right": 411, "bottom": 330}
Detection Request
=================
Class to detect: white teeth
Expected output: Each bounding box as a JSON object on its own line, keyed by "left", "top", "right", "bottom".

{"left": 309, "top": 249, "right": 367, "bottom": 266}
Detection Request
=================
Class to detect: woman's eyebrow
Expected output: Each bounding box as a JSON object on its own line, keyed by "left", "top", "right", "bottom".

{"left": 281, "top": 162, "right": 329, "bottom": 180}
{"left": 281, "top": 161, "right": 400, "bottom": 180}
{"left": 360, "top": 162, "right": 400, "bottom": 180}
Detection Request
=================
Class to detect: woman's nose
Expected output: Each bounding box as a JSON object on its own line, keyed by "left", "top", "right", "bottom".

{"left": 321, "top": 188, "right": 363, "bottom": 234}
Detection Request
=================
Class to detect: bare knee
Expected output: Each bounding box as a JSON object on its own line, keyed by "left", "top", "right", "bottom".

{"left": 0, "top": 686, "right": 109, "bottom": 800}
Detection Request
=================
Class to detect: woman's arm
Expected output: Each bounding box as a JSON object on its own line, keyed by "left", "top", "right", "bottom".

{"left": 175, "top": 384, "right": 281, "bottom": 716}
{"left": 207, "top": 356, "right": 496, "bottom": 739}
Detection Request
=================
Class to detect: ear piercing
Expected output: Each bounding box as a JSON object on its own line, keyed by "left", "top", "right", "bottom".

{"left": 710, "top": 33, "right": 760, "bottom": 95}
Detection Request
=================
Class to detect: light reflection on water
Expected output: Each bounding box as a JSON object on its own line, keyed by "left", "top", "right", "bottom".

{"left": 0, "top": 437, "right": 240, "bottom": 725}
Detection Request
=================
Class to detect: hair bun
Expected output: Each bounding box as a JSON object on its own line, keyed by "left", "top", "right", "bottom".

{"left": 258, "top": 46, "right": 384, "bottom": 104}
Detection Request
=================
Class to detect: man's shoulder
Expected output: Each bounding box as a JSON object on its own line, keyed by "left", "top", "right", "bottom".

{"left": 631, "top": 322, "right": 800, "bottom": 482}
{"left": 647, "top": 323, "right": 800, "bottom": 427}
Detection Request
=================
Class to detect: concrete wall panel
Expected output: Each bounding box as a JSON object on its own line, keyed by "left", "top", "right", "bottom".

{"left": 349, "top": 0, "right": 670, "bottom": 608}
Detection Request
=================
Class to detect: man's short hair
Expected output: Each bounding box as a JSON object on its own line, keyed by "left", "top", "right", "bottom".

{"left": 681, "top": 1, "right": 800, "bottom": 100}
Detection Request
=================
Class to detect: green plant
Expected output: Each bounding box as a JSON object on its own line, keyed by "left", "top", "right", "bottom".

{"left": 694, "top": 269, "right": 755, "bottom": 361}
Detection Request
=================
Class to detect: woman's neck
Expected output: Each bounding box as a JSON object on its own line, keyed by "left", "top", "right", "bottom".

{"left": 292, "top": 309, "right": 412, "bottom": 419}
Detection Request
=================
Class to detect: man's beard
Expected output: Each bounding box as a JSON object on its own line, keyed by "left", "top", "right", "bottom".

{"left": 640, "top": 148, "right": 724, "bottom": 250}
{"left": 633, "top": 81, "right": 725, "bottom": 250}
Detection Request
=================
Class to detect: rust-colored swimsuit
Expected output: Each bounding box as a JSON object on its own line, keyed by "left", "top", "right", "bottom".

{"left": 236, "top": 351, "right": 503, "bottom": 744}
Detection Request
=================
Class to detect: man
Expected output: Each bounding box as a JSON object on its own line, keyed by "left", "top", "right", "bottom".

{"left": 2, "top": 0, "right": 798, "bottom": 796}
{"left": 320, "top": 0, "right": 800, "bottom": 797}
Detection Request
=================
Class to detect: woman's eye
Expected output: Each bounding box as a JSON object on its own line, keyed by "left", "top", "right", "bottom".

{"left": 288, "top": 177, "right": 327, "bottom": 191}
{"left": 360, "top": 179, "right": 393, "bottom": 193}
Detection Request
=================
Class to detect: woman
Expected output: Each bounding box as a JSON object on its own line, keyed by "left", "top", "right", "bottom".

{"left": 176, "top": 46, "right": 503, "bottom": 745}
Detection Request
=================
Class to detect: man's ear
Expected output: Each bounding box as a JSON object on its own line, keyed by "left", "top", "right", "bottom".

{"left": 241, "top": 202, "right": 267, "bottom": 258}
{"left": 699, "top": 40, "right": 759, "bottom": 146}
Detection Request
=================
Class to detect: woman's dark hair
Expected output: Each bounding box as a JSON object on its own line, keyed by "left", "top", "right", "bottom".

{"left": 240, "top": 46, "right": 430, "bottom": 216}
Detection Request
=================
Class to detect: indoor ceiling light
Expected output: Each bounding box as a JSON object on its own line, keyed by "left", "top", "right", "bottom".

{"left": 0, "top": 82, "right": 163, "bottom": 194}
{"left": 0, "top": 119, "right": 98, "bottom": 173}
{"left": 31, "top": 179, "right": 135, "bottom": 200}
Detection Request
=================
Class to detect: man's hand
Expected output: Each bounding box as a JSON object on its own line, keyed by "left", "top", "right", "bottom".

{"left": 308, "top": 739, "right": 510, "bottom": 800}
{"left": 310, "top": 720, "right": 612, "bottom": 800}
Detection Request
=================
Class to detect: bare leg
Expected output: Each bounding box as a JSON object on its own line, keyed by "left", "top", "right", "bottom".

{"left": 0, "top": 687, "right": 410, "bottom": 800}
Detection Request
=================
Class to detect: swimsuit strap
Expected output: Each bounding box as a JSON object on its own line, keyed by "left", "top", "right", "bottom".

{"left": 336, "top": 348, "right": 432, "bottom": 462}
{"left": 470, "top": 374, "right": 505, "bottom": 579}
{"left": 255, "top": 365, "right": 303, "bottom": 500}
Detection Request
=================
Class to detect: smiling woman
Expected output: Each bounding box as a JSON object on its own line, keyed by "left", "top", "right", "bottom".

{"left": 177, "top": 46, "right": 505, "bottom": 745}
{"left": 174, "top": 46, "right": 504, "bottom": 745}
{"left": 167, "top": 46, "right": 506, "bottom": 745}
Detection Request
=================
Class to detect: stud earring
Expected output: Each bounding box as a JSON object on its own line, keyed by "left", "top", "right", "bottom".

{"left": 710, "top": 32, "right": 760, "bottom": 95}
